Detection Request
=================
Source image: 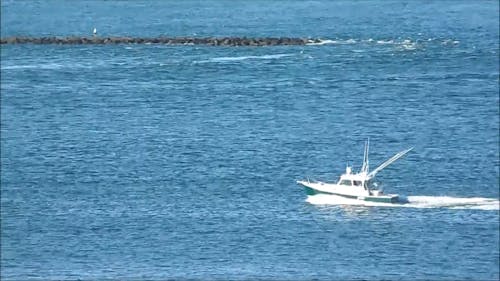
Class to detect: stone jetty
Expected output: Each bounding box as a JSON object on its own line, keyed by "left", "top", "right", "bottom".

{"left": 0, "top": 36, "right": 321, "bottom": 46}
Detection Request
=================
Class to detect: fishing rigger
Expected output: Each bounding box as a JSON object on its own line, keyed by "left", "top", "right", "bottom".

{"left": 0, "top": 36, "right": 323, "bottom": 46}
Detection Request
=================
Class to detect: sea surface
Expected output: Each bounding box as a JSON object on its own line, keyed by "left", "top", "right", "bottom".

{"left": 1, "top": 1, "right": 499, "bottom": 280}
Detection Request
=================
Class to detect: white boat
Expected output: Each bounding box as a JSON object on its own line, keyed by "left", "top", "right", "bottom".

{"left": 297, "top": 140, "right": 412, "bottom": 203}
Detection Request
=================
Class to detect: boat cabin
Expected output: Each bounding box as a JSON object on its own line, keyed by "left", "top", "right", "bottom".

{"left": 337, "top": 166, "right": 370, "bottom": 190}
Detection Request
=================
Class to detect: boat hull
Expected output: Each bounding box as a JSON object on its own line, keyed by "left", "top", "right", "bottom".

{"left": 300, "top": 181, "right": 399, "bottom": 204}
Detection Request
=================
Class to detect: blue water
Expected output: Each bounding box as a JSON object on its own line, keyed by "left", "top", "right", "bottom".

{"left": 1, "top": 1, "right": 499, "bottom": 280}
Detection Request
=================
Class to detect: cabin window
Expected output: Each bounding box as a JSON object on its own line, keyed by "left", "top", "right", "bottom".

{"left": 353, "top": 181, "right": 362, "bottom": 186}
{"left": 340, "top": 180, "right": 352, "bottom": 186}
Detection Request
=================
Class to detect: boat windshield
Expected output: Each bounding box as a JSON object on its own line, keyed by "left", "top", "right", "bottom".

{"left": 353, "top": 181, "right": 362, "bottom": 186}
{"left": 339, "top": 180, "right": 352, "bottom": 186}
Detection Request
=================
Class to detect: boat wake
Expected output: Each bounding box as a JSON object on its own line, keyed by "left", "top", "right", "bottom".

{"left": 306, "top": 194, "right": 499, "bottom": 210}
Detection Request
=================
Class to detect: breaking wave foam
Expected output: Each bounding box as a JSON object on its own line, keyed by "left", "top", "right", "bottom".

{"left": 306, "top": 39, "right": 340, "bottom": 46}
{"left": 307, "top": 194, "right": 499, "bottom": 210}
{"left": 306, "top": 38, "right": 460, "bottom": 50}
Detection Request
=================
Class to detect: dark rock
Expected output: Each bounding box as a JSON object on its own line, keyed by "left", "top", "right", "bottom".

{"left": 0, "top": 36, "right": 315, "bottom": 46}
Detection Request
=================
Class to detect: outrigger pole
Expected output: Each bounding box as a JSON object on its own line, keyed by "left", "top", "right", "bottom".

{"left": 361, "top": 138, "right": 370, "bottom": 174}
{"left": 367, "top": 147, "right": 413, "bottom": 179}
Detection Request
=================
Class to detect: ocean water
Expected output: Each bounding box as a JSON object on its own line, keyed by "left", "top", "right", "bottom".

{"left": 1, "top": 1, "right": 499, "bottom": 280}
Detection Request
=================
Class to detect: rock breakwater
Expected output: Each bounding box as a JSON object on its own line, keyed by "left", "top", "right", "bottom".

{"left": 0, "top": 36, "right": 321, "bottom": 46}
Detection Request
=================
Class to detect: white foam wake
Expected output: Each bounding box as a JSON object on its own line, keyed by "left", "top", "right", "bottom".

{"left": 306, "top": 194, "right": 499, "bottom": 210}
{"left": 196, "top": 53, "right": 293, "bottom": 63}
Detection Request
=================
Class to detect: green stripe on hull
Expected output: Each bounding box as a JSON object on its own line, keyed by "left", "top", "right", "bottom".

{"left": 304, "top": 186, "right": 330, "bottom": 196}
{"left": 364, "top": 196, "right": 399, "bottom": 203}
{"left": 304, "top": 186, "right": 399, "bottom": 203}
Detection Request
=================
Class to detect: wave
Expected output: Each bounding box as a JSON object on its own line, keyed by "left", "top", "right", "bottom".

{"left": 1, "top": 63, "right": 66, "bottom": 70}
{"left": 306, "top": 194, "right": 499, "bottom": 210}
{"left": 195, "top": 53, "right": 293, "bottom": 63}
{"left": 1, "top": 61, "right": 110, "bottom": 70}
